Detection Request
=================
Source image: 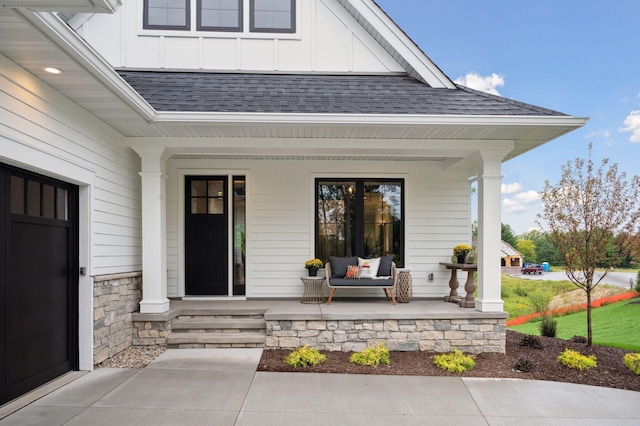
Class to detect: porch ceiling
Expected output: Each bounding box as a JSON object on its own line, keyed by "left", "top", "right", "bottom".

{"left": 0, "top": 9, "right": 587, "bottom": 164}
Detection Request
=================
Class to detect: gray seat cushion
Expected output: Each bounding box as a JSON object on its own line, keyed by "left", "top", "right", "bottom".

{"left": 329, "top": 278, "right": 393, "bottom": 287}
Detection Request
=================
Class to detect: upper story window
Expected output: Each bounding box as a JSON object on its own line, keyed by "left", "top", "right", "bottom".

{"left": 250, "top": 0, "right": 295, "bottom": 33}
{"left": 144, "top": 0, "right": 190, "bottom": 30}
{"left": 198, "top": 0, "right": 242, "bottom": 32}
{"left": 143, "top": 0, "right": 295, "bottom": 34}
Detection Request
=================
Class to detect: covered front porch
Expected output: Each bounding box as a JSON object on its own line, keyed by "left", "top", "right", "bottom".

{"left": 132, "top": 299, "right": 507, "bottom": 355}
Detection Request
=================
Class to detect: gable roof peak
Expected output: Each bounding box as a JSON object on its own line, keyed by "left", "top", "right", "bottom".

{"left": 339, "top": 0, "right": 456, "bottom": 89}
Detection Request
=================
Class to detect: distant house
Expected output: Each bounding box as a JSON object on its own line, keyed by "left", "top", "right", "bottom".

{"left": 0, "top": 0, "right": 586, "bottom": 404}
{"left": 501, "top": 241, "right": 524, "bottom": 267}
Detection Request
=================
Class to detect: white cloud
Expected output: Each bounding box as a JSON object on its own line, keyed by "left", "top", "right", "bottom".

{"left": 621, "top": 110, "right": 640, "bottom": 143}
{"left": 454, "top": 72, "right": 505, "bottom": 96}
{"left": 501, "top": 182, "right": 522, "bottom": 194}
{"left": 502, "top": 198, "right": 526, "bottom": 214}
{"left": 514, "top": 190, "right": 540, "bottom": 203}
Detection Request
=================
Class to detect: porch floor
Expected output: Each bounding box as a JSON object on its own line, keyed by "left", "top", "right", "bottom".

{"left": 167, "top": 299, "right": 507, "bottom": 321}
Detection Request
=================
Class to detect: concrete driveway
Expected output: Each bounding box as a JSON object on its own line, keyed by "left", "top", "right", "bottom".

{"left": 514, "top": 270, "right": 637, "bottom": 290}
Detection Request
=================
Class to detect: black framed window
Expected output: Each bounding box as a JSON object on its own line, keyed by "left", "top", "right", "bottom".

{"left": 250, "top": 0, "right": 295, "bottom": 33}
{"left": 144, "top": 0, "right": 190, "bottom": 30}
{"left": 189, "top": 178, "right": 226, "bottom": 214}
{"left": 11, "top": 175, "right": 68, "bottom": 221}
{"left": 316, "top": 179, "right": 404, "bottom": 267}
{"left": 198, "top": 0, "right": 242, "bottom": 31}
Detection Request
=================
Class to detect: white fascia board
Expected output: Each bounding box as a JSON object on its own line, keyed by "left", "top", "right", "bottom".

{"left": 343, "top": 0, "right": 456, "bottom": 89}
{"left": 14, "top": 10, "right": 155, "bottom": 122}
{"left": 155, "top": 111, "right": 588, "bottom": 128}
{"left": 1, "top": 0, "right": 121, "bottom": 13}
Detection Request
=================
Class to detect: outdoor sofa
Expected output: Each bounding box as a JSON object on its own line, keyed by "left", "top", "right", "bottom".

{"left": 325, "top": 255, "right": 398, "bottom": 305}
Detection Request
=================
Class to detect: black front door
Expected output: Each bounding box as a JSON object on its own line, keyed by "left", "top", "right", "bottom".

{"left": 0, "top": 164, "right": 78, "bottom": 405}
{"left": 185, "top": 176, "right": 229, "bottom": 295}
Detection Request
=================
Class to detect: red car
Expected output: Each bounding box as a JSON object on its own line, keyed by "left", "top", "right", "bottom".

{"left": 521, "top": 264, "right": 543, "bottom": 274}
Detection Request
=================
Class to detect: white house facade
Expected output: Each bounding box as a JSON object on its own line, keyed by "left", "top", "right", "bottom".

{"left": 0, "top": 0, "right": 586, "bottom": 404}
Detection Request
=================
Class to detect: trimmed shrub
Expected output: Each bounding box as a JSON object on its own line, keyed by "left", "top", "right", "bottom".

{"left": 623, "top": 353, "right": 640, "bottom": 375}
{"left": 570, "top": 335, "right": 587, "bottom": 344}
{"left": 284, "top": 345, "right": 327, "bottom": 368}
{"left": 513, "top": 355, "right": 536, "bottom": 372}
{"left": 557, "top": 349, "right": 597, "bottom": 371}
{"left": 433, "top": 348, "right": 475, "bottom": 373}
{"left": 539, "top": 316, "right": 558, "bottom": 337}
{"left": 635, "top": 271, "right": 640, "bottom": 293}
{"left": 519, "top": 334, "right": 544, "bottom": 350}
{"left": 349, "top": 343, "right": 390, "bottom": 367}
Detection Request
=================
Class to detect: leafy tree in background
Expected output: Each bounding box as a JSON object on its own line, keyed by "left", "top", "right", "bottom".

{"left": 516, "top": 239, "right": 536, "bottom": 262}
{"left": 520, "top": 230, "right": 561, "bottom": 265}
{"left": 538, "top": 144, "right": 640, "bottom": 346}
{"left": 501, "top": 223, "right": 517, "bottom": 247}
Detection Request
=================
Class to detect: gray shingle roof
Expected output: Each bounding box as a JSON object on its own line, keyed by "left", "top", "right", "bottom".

{"left": 117, "top": 71, "right": 567, "bottom": 116}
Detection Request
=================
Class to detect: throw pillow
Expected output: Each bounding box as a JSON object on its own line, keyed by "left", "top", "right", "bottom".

{"left": 329, "top": 256, "right": 358, "bottom": 278}
{"left": 345, "top": 265, "right": 360, "bottom": 279}
{"left": 377, "top": 255, "right": 394, "bottom": 276}
{"left": 358, "top": 257, "right": 381, "bottom": 278}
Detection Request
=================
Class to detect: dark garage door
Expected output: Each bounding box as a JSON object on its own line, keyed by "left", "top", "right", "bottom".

{"left": 0, "top": 164, "right": 78, "bottom": 405}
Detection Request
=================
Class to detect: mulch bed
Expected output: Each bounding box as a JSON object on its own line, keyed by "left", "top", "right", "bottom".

{"left": 258, "top": 330, "right": 640, "bottom": 392}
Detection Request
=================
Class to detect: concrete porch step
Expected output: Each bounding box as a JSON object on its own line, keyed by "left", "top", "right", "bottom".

{"left": 166, "top": 332, "right": 266, "bottom": 346}
{"left": 172, "top": 318, "right": 266, "bottom": 331}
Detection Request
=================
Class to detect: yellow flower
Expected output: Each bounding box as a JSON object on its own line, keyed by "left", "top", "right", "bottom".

{"left": 453, "top": 244, "right": 472, "bottom": 256}
{"left": 304, "top": 258, "right": 323, "bottom": 269}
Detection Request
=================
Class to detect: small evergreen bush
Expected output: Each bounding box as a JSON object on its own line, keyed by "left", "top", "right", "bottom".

{"left": 433, "top": 348, "right": 475, "bottom": 373}
{"left": 349, "top": 343, "right": 390, "bottom": 366}
{"left": 519, "top": 334, "right": 544, "bottom": 350}
{"left": 513, "top": 355, "right": 536, "bottom": 372}
{"left": 623, "top": 353, "right": 640, "bottom": 375}
{"left": 557, "top": 349, "right": 597, "bottom": 371}
{"left": 569, "top": 335, "right": 587, "bottom": 344}
{"left": 284, "top": 345, "right": 327, "bottom": 368}
{"left": 635, "top": 271, "right": 640, "bottom": 293}
{"left": 539, "top": 316, "right": 558, "bottom": 337}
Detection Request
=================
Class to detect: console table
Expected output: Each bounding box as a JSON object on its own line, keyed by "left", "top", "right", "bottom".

{"left": 439, "top": 262, "right": 477, "bottom": 308}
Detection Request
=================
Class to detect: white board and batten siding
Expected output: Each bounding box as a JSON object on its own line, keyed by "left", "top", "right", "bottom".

{"left": 0, "top": 53, "right": 142, "bottom": 277}
{"left": 166, "top": 158, "right": 471, "bottom": 299}
{"left": 77, "top": 0, "right": 405, "bottom": 74}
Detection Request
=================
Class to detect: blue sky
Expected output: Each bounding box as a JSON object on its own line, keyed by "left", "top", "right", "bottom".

{"left": 375, "top": 0, "right": 640, "bottom": 235}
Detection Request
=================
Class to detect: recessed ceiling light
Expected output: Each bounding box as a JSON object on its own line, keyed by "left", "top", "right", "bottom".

{"left": 43, "top": 67, "right": 63, "bottom": 74}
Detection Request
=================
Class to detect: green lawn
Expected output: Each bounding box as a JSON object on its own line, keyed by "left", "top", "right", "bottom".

{"left": 509, "top": 299, "right": 640, "bottom": 351}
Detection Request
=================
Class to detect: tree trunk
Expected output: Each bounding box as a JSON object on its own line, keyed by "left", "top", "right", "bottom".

{"left": 586, "top": 288, "right": 592, "bottom": 346}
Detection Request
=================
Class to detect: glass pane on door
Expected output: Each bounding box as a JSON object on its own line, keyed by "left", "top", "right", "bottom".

{"left": 233, "top": 177, "right": 246, "bottom": 295}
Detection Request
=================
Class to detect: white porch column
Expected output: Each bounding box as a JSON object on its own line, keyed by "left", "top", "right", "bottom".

{"left": 473, "top": 150, "right": 508, "bottom": 312}
{"left": 133, "top": 147, "right": 170, "bottom": 314}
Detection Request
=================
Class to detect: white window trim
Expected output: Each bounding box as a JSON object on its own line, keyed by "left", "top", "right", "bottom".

{"left": 139, "top": 0, "right": 300, "bottom": 40}
{"left": 176, "top": 168, "right": 251, "bottom": 299}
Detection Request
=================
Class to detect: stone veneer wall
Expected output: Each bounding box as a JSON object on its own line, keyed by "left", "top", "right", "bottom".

{"left": 93, "top": 272, "right": 142, "bottom": 365}
{"left": 266, "top": 318, "right": 506, "bottom": 354}
{"left": 132, "top": 317, "right": 174, "bottom": 346}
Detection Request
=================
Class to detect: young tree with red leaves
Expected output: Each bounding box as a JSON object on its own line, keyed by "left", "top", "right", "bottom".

{"left": 538, "top": 144, "right": 640, "bottom": 346}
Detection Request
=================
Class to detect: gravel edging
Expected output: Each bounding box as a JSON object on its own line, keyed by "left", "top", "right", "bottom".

{"left": 96, "top": 346, "right": 166, "bottom": 369}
